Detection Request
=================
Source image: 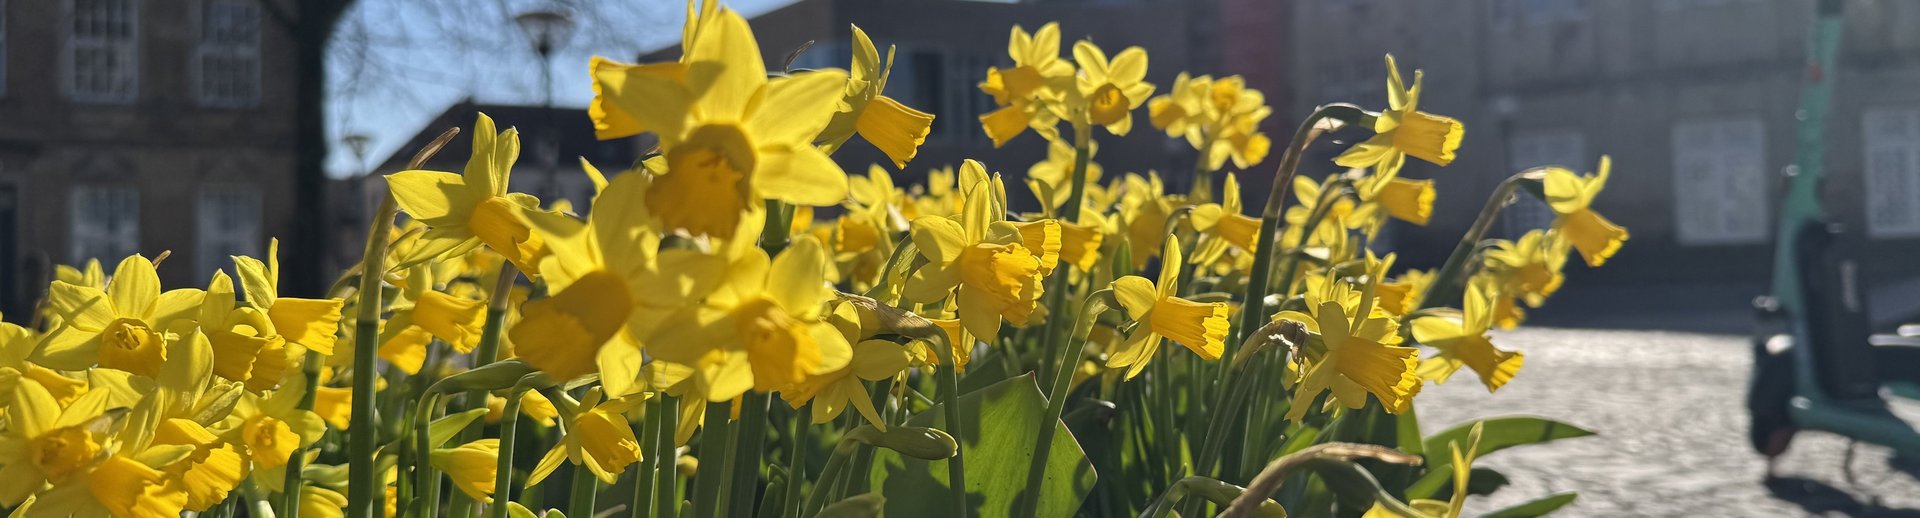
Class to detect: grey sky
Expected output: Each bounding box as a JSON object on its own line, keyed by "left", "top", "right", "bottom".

{"left": 323, "top": 0, "right": 796, "bottom": 178}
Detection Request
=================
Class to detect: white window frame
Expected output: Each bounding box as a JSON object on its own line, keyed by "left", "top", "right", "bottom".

{"left": 70, "top": 184, "right": 140, "bottom": 264}
{"left": 1504, "top": 130, "right": 1587, "bottom": 237}
{"left": 64, "top": 0, "right": 139, "bottom": 104}
{"left": 1672, "top": 117, "right": 1769, "bottom": 245}
{"left": 196, "top": 184, "right": 262, "bottom": 275}
{"left": 195, "top": 0, "right": 261, "bottom": 107}
{"left": 1863, "top": 107, "right": 1920, "bottom": 238}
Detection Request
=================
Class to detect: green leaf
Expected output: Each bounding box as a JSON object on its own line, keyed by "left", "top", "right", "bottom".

{"left": 1407, "top": 417, "right": 1592, "bottom": 499}
{"left": 870, "top": 375, "right": 1096, "bottom": 518}
{"left": 817, "top": 493, "right": 885, "bottom": 517}
{"left": 428, "top": 408, "right": 489, "bottom": 449}
{"left": 1480, "top": 492, "right": 1578, "bottom": 518}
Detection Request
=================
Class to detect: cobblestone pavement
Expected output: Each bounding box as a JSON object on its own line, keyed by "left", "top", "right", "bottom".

{"left": 1417, "top": 328, "right": 1920, "bottom": 517}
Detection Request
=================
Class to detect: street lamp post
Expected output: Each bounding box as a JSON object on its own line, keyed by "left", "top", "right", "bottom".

{"left": 515, "top": 6, "right": 576, "bottom": 204}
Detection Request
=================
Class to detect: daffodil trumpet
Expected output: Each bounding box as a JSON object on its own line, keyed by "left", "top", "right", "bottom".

{"left": 1418, "top": 168, "right": 1551, "bottom": 311}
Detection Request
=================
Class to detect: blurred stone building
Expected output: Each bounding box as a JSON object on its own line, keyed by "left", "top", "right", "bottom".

{"left": 1289, "top": 0, "right": 1920, "bottom": 311}
{"left": 0, "top": 0, "right": 295, "bottom": 317}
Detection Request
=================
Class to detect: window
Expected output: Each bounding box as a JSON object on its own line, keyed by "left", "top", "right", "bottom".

{"left": 1672, "top": 117, "right": 1768, "bottom": 245}
{"left": 70, "top": 185, "right": 139, "bottom": 264}
{"left": 1863, "top": 107, "right": 1920, "bottom": 238}
{"left": 66, "top": 0, "right": 138, "bottom": 103}
{"left": 196, "top": 185, "right": 261, "bottom": 275}
{"left": 893, "top": 48, "right": 993, "bottom": 146}
{"left": 1503, "top": 131, "right": 1586, "bottom": 237}
{"left": 196, "top": 0, "right": 260, "bottom": 106}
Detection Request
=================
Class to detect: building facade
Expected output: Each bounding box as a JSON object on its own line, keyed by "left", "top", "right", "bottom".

{"left": 0, "top": 0, "right": 298, "bottom": 317}
{"left": 1290, "top": 0, "right": 1920, "bottom": 287}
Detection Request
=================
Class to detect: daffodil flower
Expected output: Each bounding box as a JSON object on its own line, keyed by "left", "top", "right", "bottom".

{"left": 0, "top": 321, "right": 85, "bottom": 408}
{"left": 1543, "top": 156, "right": 1629, "bottom": 267}
{"left": 588, "top": 7, "right": 852, "bottom": 239}
{"left": 979, "top": 23, "right": 1071, "bottom": 146}
{"left": 0, "top": 379, "right": 116, "bottom": 506}
{"left": 1106, "top": 236, "right": 1230, "bottom": 379}
{"left": 1149, "top": 74, "right": 1273, "bottom": 173}
{"left": 432, "top": 439, "right": 500, "bottom": 503}
{"left": 197, "top": 272, "right": 294, "bottom": 393}
{"left": 902, "top": 160, "right": 1060, "bottom": 347}
{"left": 1071, "top": 40, "right": 1154, "bottom": 135}
{"left": 486, "top": 390, "right": 560, "bottom": 428}
{"left": 1276, "top": 256, "right": 1422, "bottom": 420}
{"left": 818, "top": 25, "right": 935, "bottom": 167}
{"left": 649, "top": 236, "right": 851, "bottom": 401}
{"left": 152, "top": 418, "right": 247, "bottom": 512}
{"left": 527, "top": 387, "right": 643, "bottom": 486}
{"left": 1189, "top": 173, "right": 1263, "bottom": 266}
{"left": 227, "top": 376, "right": 326, "bottom": 477}
{"left": 38, "top": 254, "right": 203, "bottom": 376}
{"left": 507, "top": 172, "right": 726, "bottom": 395}
{"left": 1026, "top": 138, "right": 1104, "bottom": 211}
{"left": 1117, "top": 171, "right": 1178, "bottom": 270}
{"left": 1375, "top": 268, "right": 1434, "bottom": 316}
{"left": 1355, "top": 174, "right": 1436, "bottom": 227}
{"left": 1335, "top": 55, "right": 1465, "bottom": 175}
{"left": 388, "top": 113, "right": 552, "bottom": 275}
{"left": 783, "top": 302, "right": 911, "bottom": 429}
{"left": 1412, "top": 280, "right": 1524, "bottom": 392}
{"left": 231, "top": 239, "right": 346, "bottom": 356}
{"left": 1483, "top": 229, "right": 1571, "bottom": 313}
{"left": 1282, "top": 175, "right": 1363, "bottom": 248}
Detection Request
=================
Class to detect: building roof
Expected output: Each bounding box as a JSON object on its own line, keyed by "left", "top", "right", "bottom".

{"left": 374, "top": 100, "right": 648, "bottom": 174}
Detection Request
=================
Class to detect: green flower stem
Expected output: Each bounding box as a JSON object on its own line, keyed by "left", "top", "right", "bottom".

{"left": 1194, "top": 319, "right": 1297, "bottom": 479}
{"left": 726, "top": 394, "right": 771, "bottom": 518}
{"left": 1231, "top": 104, "right": 1365, "bottom": 359}
{"left": 282, "top": 347, "right": 324, "bottom": 517}
{"left": 489, "top": 377, "right": 542, "bottom": 518}
{"left": 800, "top": 440, "right": 856, "bottom": 516}
{"left": 636, "top": 396, "right": 662, "bottom": 518}
{"left": 413, "top": 393, "right": 445, "bottom": 518}
{"left": 352, "top": 126, "right": 458, "bottom": 518}
{"left": 1418, "top": 169, "right": 1545, "bottom": 310}
{"left": 932, "top": 332, "right": 969, "bottom": 517}
{"left": 1190, "top": 134, "right": 1218, "bottom": 203}
{"left": 568, "top": 460, "right": 599, "bottom": 517}
{"left": 690, "top": 402, "right": 731, "bottom": 518}
{"left": 1036, "top": 121, "right": 1094, "bottom": 387}
{"left": 1015, "top": 293, "right": 1112, "bottom": 518}
{"left": 783, "top": 402, "right": 811, "bottom": 518}
{"left": 655, "top": 395, "right": 682, "bottom": 518}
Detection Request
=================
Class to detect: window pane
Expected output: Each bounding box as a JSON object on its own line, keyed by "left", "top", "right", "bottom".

{"left": 1672, "top": 118, "right": 1769, "bottom": 245}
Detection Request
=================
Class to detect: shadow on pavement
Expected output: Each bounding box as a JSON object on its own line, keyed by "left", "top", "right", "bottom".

{"left": 1766, "top": 476, "right": 1920, "bottom": 517}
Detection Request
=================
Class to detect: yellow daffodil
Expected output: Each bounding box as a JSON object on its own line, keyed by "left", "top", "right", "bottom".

{"left": 1149, "top": 74, "right": 1272, "bottom": 173}
{"left": 38, "top": 254, "right": 203, "bottom": 376}
{"left": 375, "top": 289, "right": 486, "bottom": 375}
{"left": 1276, "top": 256, "right": 1421, "bottom": 420}
{"left": 31, "top": 450, "right": 191, "bottom": 518}
{"left": 1190, "top": 173, "right": 1263, "bottom": 266}
{"left": 1356, "top": 174, "right": 1436, "bottom": 227}
{"left": 784, "top": 302, "right": 912, "bottom": 429}
{"left": 648, "top": 236, "right": 851, "bottom": 401}
{"left": 0, "top": 321, "right": 84, "bottom": 408}
{"left": 486, "top": 390, "right": 560, "bottom": 427}
{"left": 979, "top": 23, "right": 1071, "bottom": 146}
{"left": 1543, "top": 156, "right": 1629, "bottom": 267}
{"left": 1282, "top": 175, "right": 1363, "bottom": 248}
{"left": 902, "top": 161, "right": 1059, "bottom": 346}
{"left": 230, "top": 240, "right": 346, "bottom": 357}
{"left": 299, "top": 486, "right": 349, "bottom": 518}
{"left": 1412, "top": 280, "right": 1524, "bottom": 392}
{"left": 528, "top": 388, "right": 642, "bottom": 486}
{"left": 1071, "top": 40, "right": 1154, "bottom": 135}
{"left": 589, "top": 7, "right": 852, "bottom": 239}
{"left": 152, "top": 418, "right": 246, "bottom": 512}
{"left": 0, "top": 380, "right": 116, "bottom": 505}
{"left": 227, "top": 377, "right": 326, "bottom": 474}
{"left": 1117, "top": 171, "right": 1178, "bottom": 270}
{"left": 1106, "top": 237, "right": 1230, "bottom": 379}
{"left": 196, "top": 272, "right": 293, "bottom": 393}
{"left": 1027, "top": 138, "right": 1103, "bottom": 211}
{"left": 1335, "top": 55, "right": 1465, "bottom": 175}
{"left": 387, "top": 113, "right": 552, "bottom": 273}
{"left": 1483, "top": 229, "right": 1571, "bottom": 312}
{"left": 509, "top": 172, "right": 726, "bottom": 395}
{"left": 818, "top": 25, "right": 935, "bottom": 167}
{"left": 1376, "top": 268, "right": 1434, "bottom": 316}
{"left": 432, "top": 439, "right": 500, "bottom": 502}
